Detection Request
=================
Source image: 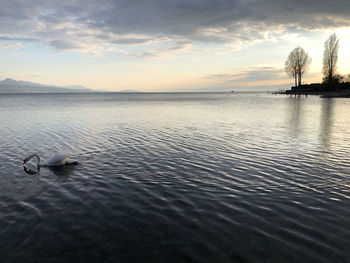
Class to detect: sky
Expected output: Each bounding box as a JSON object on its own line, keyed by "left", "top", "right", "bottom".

{"left": 0, "top": 0, "right": 350, "bottom": 92}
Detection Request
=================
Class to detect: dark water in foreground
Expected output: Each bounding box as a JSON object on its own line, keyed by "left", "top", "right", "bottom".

{"left": 1, "top": 92, "right": 350, "bottom": 262}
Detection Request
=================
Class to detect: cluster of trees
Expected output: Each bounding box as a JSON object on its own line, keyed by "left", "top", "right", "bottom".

{"left": 285, "top": 33, "right": 340, "bottom": 88}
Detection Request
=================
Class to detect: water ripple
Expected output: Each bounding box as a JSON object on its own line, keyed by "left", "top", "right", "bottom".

{"left": 1, "top": 93, "right": 350, "bottom": 262}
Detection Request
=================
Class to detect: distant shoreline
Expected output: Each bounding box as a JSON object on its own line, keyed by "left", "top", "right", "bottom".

{"left": 0, "top": 90, "right": 271, "bottom": 94}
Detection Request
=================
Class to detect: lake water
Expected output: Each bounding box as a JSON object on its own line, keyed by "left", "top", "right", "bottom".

{"left": 1, "top": 92, "right": 350, "bottom": 262}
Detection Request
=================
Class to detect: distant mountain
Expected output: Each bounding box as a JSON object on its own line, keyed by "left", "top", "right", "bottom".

{"left": 0, "top": 78, "right": 44, "bottom": 87}
{"left": 0, "top": 78, "right": 93, "bottom": 93}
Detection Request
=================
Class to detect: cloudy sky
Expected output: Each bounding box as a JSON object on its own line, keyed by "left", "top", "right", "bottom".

{"left": 1, "top": 0, "right": 350, "bottom": 91}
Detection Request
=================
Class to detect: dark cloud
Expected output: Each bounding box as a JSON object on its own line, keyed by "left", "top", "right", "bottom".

{"left": 205, "top": 67, "right": 285, "bottom": 82}
{"left": 73, "top": 0, "right": 350, "bottom": 39}
{"left": 49, "top": 40, "right": 80, "bottom": 50}
{"left": 125, "top": 41, "right": 192, "bottom": 57}
{"left": 0, "top": 36, "right": 38, "bottom": 42}
{"left": 0, "top": 0, "right": 349, "bottom": 52}
{"left": 111, "top": 37, "right": 153, "bottom": 45}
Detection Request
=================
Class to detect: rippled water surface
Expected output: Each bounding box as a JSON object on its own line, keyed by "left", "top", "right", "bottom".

{"left": 1, "top": 92, "right": 350, "bottom": 262}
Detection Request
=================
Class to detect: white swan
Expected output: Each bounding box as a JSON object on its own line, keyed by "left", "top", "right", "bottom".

{"left": 23, "top": 152, "right": 78, "bottom": 167}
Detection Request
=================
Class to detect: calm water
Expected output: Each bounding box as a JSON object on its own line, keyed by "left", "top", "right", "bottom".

{"left": 1, "top": 92, "right": 350, "bottom": 262}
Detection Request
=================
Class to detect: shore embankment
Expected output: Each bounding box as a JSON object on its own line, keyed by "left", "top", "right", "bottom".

{"left": 284, "top": 82, "right": 350, "bottom": 97}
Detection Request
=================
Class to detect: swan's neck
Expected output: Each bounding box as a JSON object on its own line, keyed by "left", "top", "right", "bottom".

{"left": 23, "top": 154, "right": 41, "bottom": 166}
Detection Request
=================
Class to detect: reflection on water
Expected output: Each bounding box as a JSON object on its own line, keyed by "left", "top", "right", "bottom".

{"left": 1, "top": 93, "right": 350, "bottom": 262}
{"left": 46, "top": 165, "right": 76, "bottom": 178}
{"left": 287, "top": 96, "right": 336, "bottom": 150}
{"left": 23, "top": 165, "right": 39, "bottom": 175}
{"left": 23, "top": 164, "right": 76, "bottom": 178}
{"left": 320, "top": 98, "right": 334, "bottom": 149}
{"left": 288, "top": 96, "right": 305, "bottom": 138}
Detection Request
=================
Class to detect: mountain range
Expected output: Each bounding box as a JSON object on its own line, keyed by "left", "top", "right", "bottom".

{"left": 0, "top": 78, "right": 93, "bottom": 93}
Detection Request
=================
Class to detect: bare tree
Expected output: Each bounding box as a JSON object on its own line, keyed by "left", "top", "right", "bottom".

{"left": 285, "top": 47, "right": 311, "bottom": 87}
{"left": 323, "top": 33, "right": 339, "bottom": 84}
{"left": 296, "top": 48, "right": 311, "bottom": 86}
{"left": 285, "top": 49, "right": 298, "bottom": 87}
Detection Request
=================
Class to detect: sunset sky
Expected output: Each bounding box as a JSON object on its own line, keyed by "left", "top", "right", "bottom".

{"left": 1, "top": 0, "right": 350, "bottom": 92}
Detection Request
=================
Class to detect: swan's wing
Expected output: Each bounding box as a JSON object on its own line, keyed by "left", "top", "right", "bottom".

{"left": 44, "top": 152, "right": 72, "bottom": 166}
